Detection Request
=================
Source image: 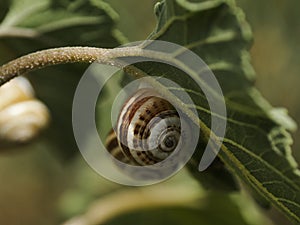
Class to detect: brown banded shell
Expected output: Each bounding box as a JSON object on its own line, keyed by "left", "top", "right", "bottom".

{"left": 106, "top": 88, "right": 181, "bottom": 166}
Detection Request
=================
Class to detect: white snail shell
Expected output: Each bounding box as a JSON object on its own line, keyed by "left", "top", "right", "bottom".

{"left": 0, "top": 77, "right": 50, "bottom": 143}
{"left": 106, "top": 88, "right": 182, "bottom": 166}
{"left": 0, "top": 76, "right": 34, "bottom": 109}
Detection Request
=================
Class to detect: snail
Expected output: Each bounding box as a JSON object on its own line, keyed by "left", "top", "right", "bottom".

{"left": 0, "top": 77, "right": 50, "bottom": 145}
{"left": 105, "top": 88, "right": 183, "bottom": 169}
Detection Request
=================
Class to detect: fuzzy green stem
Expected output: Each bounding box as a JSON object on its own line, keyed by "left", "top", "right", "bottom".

{"left": 0, "top": 46, "right": 142, "bottom": 86}
{"left": 0, "top": 47, "right": 104, "bottom": 85}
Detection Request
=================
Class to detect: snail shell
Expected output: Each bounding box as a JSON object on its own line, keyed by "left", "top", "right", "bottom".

{"left": 106, "top": 88, "right": 181, "bottom": 166}
{"left": 0, "top": 77, "right": 50, "bottom": 144}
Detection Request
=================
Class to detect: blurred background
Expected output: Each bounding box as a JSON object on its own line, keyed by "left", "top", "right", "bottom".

{"left": 0, "top": 0, "right": 299, "bottom": 224}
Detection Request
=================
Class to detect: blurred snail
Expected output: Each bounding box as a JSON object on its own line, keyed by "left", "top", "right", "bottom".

{"left": 0, "top": 77, "right": 50, "bottom": 145}
{"left": 106, "top": 88, "right": 182, "bottom": 167}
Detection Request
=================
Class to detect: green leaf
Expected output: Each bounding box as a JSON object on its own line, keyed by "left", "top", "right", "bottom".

{"left": 0, "top": 0, "right": 124, "bottom": 159}
{"left": 0, "top": 0, "right": 122, "bottom": 50}
{"left": 137, "top": 0, "right": 300, "bottom": 223}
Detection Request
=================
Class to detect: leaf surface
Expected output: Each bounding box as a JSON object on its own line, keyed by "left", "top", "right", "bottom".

{"left": 139, "top": 0, "right": 300, "bottom": 223}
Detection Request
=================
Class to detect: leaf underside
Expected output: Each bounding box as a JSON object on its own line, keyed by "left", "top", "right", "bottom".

{"left": 136, "top": 0, "right": 300, "bottom": 223}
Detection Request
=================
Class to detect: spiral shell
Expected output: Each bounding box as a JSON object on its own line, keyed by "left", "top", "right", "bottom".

{"left": 0, "top": 77, "right": 50, "bottom": 144}
{"left": 106, "top": 88, "right": 181, "bottom": 166}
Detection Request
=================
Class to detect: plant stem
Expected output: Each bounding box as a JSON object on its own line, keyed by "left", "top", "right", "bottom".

{"left": 0, "top": 47, "right": 103, "bottom": 85}
{"left": 0, "top": 46, "right": 141, "bottom": 86}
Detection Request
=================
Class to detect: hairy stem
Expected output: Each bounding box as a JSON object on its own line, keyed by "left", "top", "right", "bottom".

{"left": 0, "top": 47, "right": 107, "bottom": 85}
{"left": 0, "top": 46, "right": 142, "bottom": 86}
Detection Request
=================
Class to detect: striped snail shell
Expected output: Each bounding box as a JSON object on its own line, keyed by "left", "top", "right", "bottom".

{"left": 0, "top": 77, "right": 50, "bottom": 144}
{"left": 106, "top": 88, "right": 181, "bottom": 167}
